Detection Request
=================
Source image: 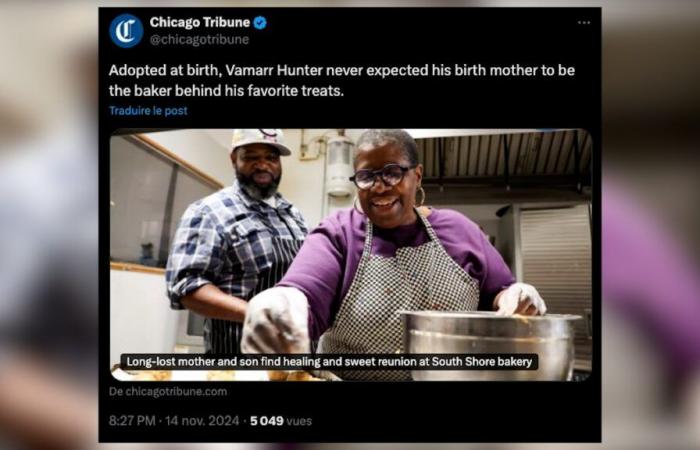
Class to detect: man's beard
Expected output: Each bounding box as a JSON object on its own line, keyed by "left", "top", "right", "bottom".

{"left": 236, "top": 170, "right": 281, "bottom": 200}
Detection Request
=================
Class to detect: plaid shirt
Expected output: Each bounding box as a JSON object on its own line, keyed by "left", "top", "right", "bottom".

{"left": 166, "top": 180, "right": 308, "bottom": 308}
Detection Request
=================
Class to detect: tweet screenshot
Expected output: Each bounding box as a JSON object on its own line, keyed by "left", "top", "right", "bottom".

{"left": 100, "top": 7, "right": 601, "bottom": 443}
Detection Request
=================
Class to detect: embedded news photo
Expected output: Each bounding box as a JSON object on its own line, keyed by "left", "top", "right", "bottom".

{"left": 101, "top": 7, "right": 601, "bottom": 443}
{"left": 110, "top": 128, "right": 592, "bottom": 383}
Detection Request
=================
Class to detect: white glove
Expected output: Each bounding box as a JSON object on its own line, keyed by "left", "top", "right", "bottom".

{"left": 495, "top": 282, "right": 547, "bottom": 316}
{"left": 241, "top": 286, "right": 310, "bottom": 354}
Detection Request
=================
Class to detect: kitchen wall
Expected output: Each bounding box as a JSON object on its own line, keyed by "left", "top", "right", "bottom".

{"left": 145, "top": 129, "right": 232, "bottom": 187}
{"left": 110, "top": 269, "right": 180, "bottom": 366}
{"left": 440, "top": 203, "right": 507, "bottom": 245}
{"left": 111, "top": 130, "right": 229, "bottom": 363}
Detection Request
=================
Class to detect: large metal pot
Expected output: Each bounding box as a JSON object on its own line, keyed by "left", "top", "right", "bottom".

{"left": 401, "top": 310, "right": 581, "bottom": 381}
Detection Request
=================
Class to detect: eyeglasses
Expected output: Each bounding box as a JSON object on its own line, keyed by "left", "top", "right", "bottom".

{"left": 349, "top": 164, "right": 416, "bottom": 190}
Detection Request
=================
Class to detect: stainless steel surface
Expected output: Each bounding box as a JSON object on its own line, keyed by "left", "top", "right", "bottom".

{"left": 400, "top": 310, "right": 581, "bottom": 381}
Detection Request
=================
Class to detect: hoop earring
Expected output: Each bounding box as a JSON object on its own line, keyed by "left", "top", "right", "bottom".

{"left": 353, "top": 196, "right": 365, "bottom": 215}
{"left": 416, "top": 186, "right": 426, "bottom": 207}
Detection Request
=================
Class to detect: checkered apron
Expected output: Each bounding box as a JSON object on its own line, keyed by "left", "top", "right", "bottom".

{"left": 205, "top": 236, "right": 303, "bottom": 354}
{"left": 318, "top": 208, "right": 480, "bottom": 380}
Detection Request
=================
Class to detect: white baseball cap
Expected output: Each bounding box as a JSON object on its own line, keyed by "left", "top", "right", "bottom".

{"left": 230, "top": 129, "right": 292, "bottom": 156}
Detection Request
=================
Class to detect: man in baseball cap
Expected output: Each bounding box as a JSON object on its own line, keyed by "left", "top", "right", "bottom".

{"left": 229, "top": 128, "right": 291, "bottom": 200}
{"left": 166, "top": 129, "right": 307, "bottom": 354}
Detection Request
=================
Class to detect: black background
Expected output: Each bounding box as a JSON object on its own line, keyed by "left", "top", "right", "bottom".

{"left": 100, "top": 7, "right": 601, "bottom": 442}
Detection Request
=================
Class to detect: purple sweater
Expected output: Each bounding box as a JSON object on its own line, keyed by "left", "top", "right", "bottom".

{"left": 278, "top": 208, "right": 515, "bottom": 340}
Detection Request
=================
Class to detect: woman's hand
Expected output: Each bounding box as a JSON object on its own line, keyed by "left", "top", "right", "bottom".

{"left": 493, "top": 282, "right": 547, "bottom": 316}
{"left": 241, "top": 287, "right": 310, "bottom": 354}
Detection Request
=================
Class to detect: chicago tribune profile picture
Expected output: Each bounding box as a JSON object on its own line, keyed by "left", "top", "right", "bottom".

{"left": 110, "top": 13, "right": 144, "bottom": 48}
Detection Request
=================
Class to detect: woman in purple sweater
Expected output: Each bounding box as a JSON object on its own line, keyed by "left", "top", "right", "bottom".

{"left": 241, "top": 130, "right": 547, "bottom": 379}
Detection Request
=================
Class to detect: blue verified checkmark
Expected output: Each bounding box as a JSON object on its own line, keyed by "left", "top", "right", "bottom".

{"left": 253, "top": 16, "right": 267, "bottom": 30}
